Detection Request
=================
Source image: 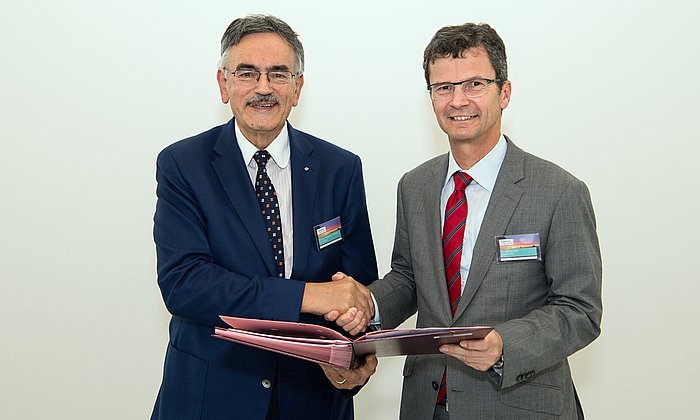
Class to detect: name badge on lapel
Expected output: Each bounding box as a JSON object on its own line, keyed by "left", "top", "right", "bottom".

{"left": 314, "top": 216, "right": 343, "bottom": 250}
{"left": 496, "top": 233, "right": 541, "bottom": 262}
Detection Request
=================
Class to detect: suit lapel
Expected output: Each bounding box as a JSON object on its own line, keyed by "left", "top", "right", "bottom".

{"left": 422, "top": 155, "right": 455, "bottom": 326}
{"left": 454, "top": 139, "right": 525, "bottom": 320}
{"left": 211, "top": 120, "right": 278, "bottom": 276}
{"left": 288, "top": 126, "right": 319, "bottom": 279}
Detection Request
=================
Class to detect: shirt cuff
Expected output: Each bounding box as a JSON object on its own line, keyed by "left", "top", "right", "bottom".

{"left": 369, "top": 292, "right": 381, "bottom": 330}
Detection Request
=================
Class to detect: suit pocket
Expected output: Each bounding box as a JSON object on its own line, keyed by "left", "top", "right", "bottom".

{"left": 498, "top": 379, "right": 563, "bottom": 416}
{"left": 159, "top": 343, "right": 208, "bottom": 420}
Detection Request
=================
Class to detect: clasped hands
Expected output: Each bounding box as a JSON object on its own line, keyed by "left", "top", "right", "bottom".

{"left": 301, "top": 272, "right": 374, "bottom": 334}
{"left": 301, "top": 272, "right": 376, "bottom": 389}
{"left": 308, "top": 272, "right": 504, "bottom": 388}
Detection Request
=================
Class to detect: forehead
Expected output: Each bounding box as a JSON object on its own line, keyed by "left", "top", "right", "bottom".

{"left": 226, "top": 32, "right": 296, "bottom": 69}
{"left": 428, "top": 47, "right": 495, "bottom": 83}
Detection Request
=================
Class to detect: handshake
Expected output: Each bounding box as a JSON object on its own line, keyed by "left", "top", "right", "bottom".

{"left": 301, "top": 271, "right": 503, "bottom": 389}
{"left": 301, "top": 271, "right": 379, "bottom": 389}
{"left": 301, "top": 272, "right": 374, "bottom": 337}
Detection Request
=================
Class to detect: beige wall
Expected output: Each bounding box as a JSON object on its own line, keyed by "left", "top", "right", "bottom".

{"left": 1, "top": 0, "right": 698, "bottom": 418}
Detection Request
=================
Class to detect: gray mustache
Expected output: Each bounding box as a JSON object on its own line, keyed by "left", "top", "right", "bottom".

{"left": 246, "top": 94, "right": 279, "bottom": 106}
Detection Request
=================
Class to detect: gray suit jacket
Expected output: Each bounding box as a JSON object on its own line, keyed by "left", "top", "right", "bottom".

{"left": 369, "top": 139, "right": 602, "bottom": 419}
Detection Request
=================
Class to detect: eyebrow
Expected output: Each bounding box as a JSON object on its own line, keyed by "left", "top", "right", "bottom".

{"left": 435, "top": 76, "right": 493, "bottom": 83}
{"left": 234, "top": 63, "right": 292, "bottom": 72}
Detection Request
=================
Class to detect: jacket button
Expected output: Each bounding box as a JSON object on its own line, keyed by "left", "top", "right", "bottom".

{"left": 432, "top": 381, "right": 439, "bottom": 390}
{"left": 262, "top": 379, "right": 272, "bottom": 389}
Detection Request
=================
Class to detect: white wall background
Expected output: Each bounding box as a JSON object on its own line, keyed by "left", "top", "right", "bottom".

{"left": 1, "top": 0, "right": 699, "bottom": 418}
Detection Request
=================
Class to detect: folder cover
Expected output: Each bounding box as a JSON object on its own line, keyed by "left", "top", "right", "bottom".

{"left": 213, "top": 316, "right": 492, "bottom": 369}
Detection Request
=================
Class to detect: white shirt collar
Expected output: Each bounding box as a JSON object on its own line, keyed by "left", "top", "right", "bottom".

{"left": 444, "top": 135, "right": 508, "bottom": 193}
{"left": 234, "top": 121, "right": 291, "bottom": 168}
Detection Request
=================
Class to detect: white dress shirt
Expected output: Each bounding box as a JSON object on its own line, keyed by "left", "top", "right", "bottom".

{"left": 440, "top": 135, "right": 507, "bottom": 293}
{"left": 373, "top": 135, "right": 508, "bottom": 326}
{"left": 235, "top": 122, "right": 294, "bottom": 278}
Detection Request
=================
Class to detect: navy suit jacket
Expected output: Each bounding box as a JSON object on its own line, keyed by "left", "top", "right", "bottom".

{"left": 151, "top": 119, "right": 378, "bottom": 420}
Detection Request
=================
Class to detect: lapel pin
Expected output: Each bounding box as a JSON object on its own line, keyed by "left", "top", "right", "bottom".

{"left": 304, "top": 166, "right": 310, "bottom": 172}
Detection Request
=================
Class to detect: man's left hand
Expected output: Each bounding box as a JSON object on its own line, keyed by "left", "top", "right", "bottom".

{"left": 439, "top": 330, "right": 503, "bottom": 371}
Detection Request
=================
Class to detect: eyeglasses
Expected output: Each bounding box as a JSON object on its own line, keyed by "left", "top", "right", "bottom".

{"left": 427, "top": 77, "right": 501, "bottom": 100}
{"left": 224, "top": 68, "right": 298, "bottom": 86}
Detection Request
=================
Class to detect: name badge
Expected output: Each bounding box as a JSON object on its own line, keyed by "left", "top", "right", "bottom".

{"left": 495, "top": 233, "right": 541, "bottom": 262}
{"left": 314, "top": 216, "right": 343, "bottom": 250}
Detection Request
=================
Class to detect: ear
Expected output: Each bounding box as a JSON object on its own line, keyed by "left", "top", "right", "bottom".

{"left": 291, "top": 74, "right": 304, "bottom": 107}
{"left": 500, "top": 80, "right": 512, "bottom": 110}
{"left": 217, "top": 69, "right": 230, "bottom": 104}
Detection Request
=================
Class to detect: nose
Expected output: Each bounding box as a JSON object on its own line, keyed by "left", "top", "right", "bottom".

{"left": 254, "top": 73, "right": 274, "bottom": 95}
{"left": 449, "top": 86, "right": 472, "bottom": 108}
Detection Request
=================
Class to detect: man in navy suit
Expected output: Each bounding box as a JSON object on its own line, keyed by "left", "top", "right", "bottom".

{"left": 151, "top": 15, "right": 378, "bottom": 420}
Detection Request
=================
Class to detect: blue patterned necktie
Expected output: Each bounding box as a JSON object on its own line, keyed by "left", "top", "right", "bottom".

{"left": 254, "top": 150, "right": 285, "bottom": 278}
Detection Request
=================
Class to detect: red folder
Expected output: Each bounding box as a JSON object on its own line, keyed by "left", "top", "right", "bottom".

{"left": 213, "top": 316, "right": 493, "bottom": 369}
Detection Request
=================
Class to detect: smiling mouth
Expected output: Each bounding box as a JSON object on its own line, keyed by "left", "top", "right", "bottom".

{"left": 451, "top": 115, "right": 477, "bottom": 121}
{"left": 250, "top": 103, "right": 276, "bottom": 108}
{"left": 247, "top": 94, "right": 279, "bottom": 109}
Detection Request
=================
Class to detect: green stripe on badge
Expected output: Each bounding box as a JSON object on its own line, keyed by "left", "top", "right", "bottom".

{"left": 501, "top": 247, "right": 537, "bottom": 259}
{"left": 319, "top": 229, "right": 342, "bottom": 247}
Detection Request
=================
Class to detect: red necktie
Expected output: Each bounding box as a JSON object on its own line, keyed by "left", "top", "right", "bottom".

{"left": 254, "top": 150, "right": 285, "bottom": 278}
{"left": 436, "top": 171, "right": 472, "bottom": 406}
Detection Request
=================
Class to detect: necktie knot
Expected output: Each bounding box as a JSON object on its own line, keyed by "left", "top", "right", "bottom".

{"left": 452, "top": 171, "right": 473, "bottom": 191}
{"left": 254, "top": 150, "right": 271, "bottom": 167}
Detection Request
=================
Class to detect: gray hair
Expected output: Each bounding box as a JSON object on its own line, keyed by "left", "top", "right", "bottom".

{"left": 218, "top": 14, "right": 305, "bottom": 75}
{"left": 423, "top": 23, "right": 507, "bottom": 89}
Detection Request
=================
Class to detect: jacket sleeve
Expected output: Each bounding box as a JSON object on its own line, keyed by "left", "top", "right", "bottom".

{"left": 153, "top": 148, "right": 306, "bottom": 327}
{"left": 368, "top": 175, "right": 419, "bottom": 328}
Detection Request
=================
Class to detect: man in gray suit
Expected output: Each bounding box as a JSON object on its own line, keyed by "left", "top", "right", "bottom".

{"left": 322, "top": 22, "right": 602, "bottom": 419}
